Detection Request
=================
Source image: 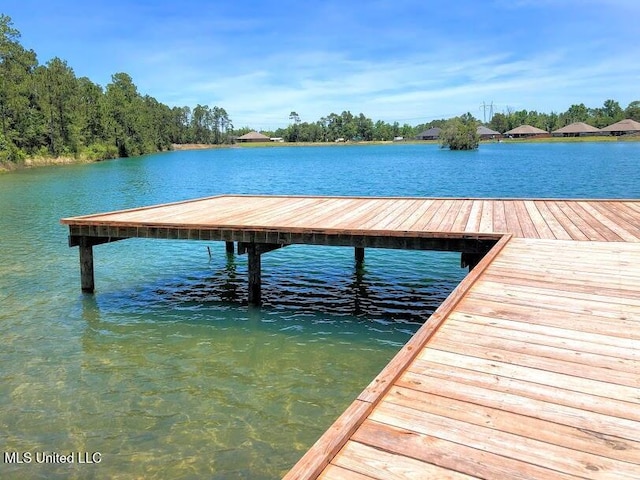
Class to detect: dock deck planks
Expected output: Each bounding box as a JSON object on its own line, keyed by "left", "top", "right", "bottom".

{"left": 287, "top": 238, "right": 640, "bottom": 480}
{"left": 60, "top": 196, "right": 640, "bottom": 479}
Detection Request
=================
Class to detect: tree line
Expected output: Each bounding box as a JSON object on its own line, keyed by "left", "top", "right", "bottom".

{"left": 2, "top": 13, "right": 639, "bottom": 164}
{"left": 487, "top": 100, "right": 640, "bottom": 134}
{"left": 0, "top": 14, "right": 233, "bottom": 163}
{"left": 268, "top": 98, "right": 640, "bottom": 144}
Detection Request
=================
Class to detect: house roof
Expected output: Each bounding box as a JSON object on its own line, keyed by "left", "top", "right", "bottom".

{"left": 600, "top": 119, "right": 640, "bottom": 132}
{"left": 504, "top": 124, "right": 548, "bottom": 135}
{"left": 417, "top": 127, "right": 442, "bottom": 137}
{"left": 477, "top": 126, "right": 501, "bottom": 135}
{"left": 237, "top": 131, "right": 270, "bottom": 140}
{"left": 552, "top": 122, "right": 601, "bottom": 134}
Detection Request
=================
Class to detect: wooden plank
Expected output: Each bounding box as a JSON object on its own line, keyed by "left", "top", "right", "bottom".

{"left": 445, "top": 313, "right": 640, "bottom": 361}
{"left": 569, "top": 202, "right": 625, "bottom": 242}
{"left": 330, "top": 441, "right": 479, "bottom": 480}
{"left": 512, "top": 200, "right": 540, "bottom": 238}
{"left": 482, "top": 268, "right": 640, "bottom": 298}
{"left": 415, "top": 348, "right": 640, "bottom": 406}
{"left": 478, "top": 200, "right": 494, "bottom": 233}
{"left": 457, "top": 297, "right": 640, "bottom": 342}
{"left": 463, "top": 200, "right": 483, "bottom": 232}
{"left": 556, "top": 201, "right": 608, "bottom": 241}
{"left": 429, "top": 330, "right": 639, "bottom": 386}
{"left": 352, "top": 420, "right": 579, "bottom": 480}
{"left": 383, "top": 199, "right": 428, "bottom": 230}
{"left": 368, "top": 402, "right": 640, "bottom": 479}
{"left": 502, "top": 201, "right": 524, "bottom": 237}
{"left": 402, "top": 362, "right": 640, "bottom": 428}
{"left": 437, "top": 199, "right": 464, "bottom": 231}
{"left": 384, "top": 386, "right": 640, "bottom": 464}
{"left": 352, "top": 200, "right": 410, "bottom": 231}
{"left": 320, "top": 464, "right": 374, "bottom": 480}
{"left": 421, "top": 199, "right": 456, "bottom": 231}
{"left": 573, "top": 202, "right": 639, "bottom": 241}
{"left": 393, "top": 199, "right": 437, "bottom": 231}
{"left": 542, "top": 200, "right": 589, "bottom": 240}
{"left": 451, "top": 199, "right": 474, "bottom": 231}
{"left": 374, "top": 199, "right": 426, "bottom": 231}
{"left": 523, "top": 200, "right": 555, "bottom": 239}
{"left": 470, "top": 279, "right": 640, "bottom": 312}
{"left": 406, "top": 199, "right": 446, "bottom": 231}
{"left": 588, "top": 202, "right": 640, "bottom": 239}
{"left": 532, "top": 200, "right": 573, "bottom": 240}
{"left": 492, "top": 200, "right": 508, "bottom": 233}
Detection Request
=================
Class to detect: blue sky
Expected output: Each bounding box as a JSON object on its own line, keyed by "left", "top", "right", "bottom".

{"left": 3, "top": 0, "right": 639, "bottom": 129}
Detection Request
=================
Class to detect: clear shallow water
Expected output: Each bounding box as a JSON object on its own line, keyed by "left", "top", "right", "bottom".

{"left": 1, "top": 142, "right": 638, "bottom": 479}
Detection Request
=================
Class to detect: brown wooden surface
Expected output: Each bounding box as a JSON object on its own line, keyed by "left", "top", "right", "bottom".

{"left": 62, "top": 196, "right": 640, "bottom": 242}
{"left": 60, "top": 196, "right": 640, "bottom": 479}
{"left": 311, "top": 238, "right": 640, "bottom": 480}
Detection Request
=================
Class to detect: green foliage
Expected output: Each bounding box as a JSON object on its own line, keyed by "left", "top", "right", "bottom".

{"left": 0, "top": 15, "right": 234, "bottom": 163}
{"left": 81, "top": 143, "right": 119, "bottom": 161}
{"left": 625, "top": 101, "right": 640, "bottom": 122}
{"left": 440, "top": 113, "right": 480, "bottom": 150}
{"left": 488, "top": 99, "right": 632, "bottom": 133}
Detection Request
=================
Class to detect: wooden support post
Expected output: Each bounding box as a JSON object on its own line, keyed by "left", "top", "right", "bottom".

{"left": 355, "top": 247, "right": 365, "bottom": 267}
{"left": 225, "top": 241, "right": 235, "bottom": 255}
{"left": 79, "top": 238, "right": 95, "bottom": 293}
{"left": 461, "top": 252, "right": 484, "bottom": 271}
{"left": 247, "top": 244, "right": 262, "bottom": 306}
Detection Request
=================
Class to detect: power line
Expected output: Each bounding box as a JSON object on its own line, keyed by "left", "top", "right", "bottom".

{"left": 479, "top": 101, "right": 494, "bottom": 123}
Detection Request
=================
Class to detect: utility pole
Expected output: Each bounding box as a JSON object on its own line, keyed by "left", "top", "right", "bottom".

{"left": 480, "top": 101, "right": 495, "bottom": 123}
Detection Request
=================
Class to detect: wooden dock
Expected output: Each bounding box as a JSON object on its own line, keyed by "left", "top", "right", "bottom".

{"left": 61, "top": 196, "right": 640, "bottom": 479}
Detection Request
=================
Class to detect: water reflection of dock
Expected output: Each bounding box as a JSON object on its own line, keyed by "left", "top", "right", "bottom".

{"left": 62, "top": 195, "right": 640, "bottom": 479}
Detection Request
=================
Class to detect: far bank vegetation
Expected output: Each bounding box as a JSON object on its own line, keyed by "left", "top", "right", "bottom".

{"left": 1, "top": 14, "right": 639, "bottom": 167}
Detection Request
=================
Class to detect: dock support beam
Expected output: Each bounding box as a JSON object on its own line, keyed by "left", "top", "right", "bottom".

{"left": 241, "top": 242, "right": 289, "bottom": 306}
{"left": 69, "top": 235, "right": 125, "bottom": 293}
{"left": 355, "top": 247, "right": 365, "bottom": 267}
{"left": 79, "top": 238, "right": 95, "bottom": 293}
{"left": 247, "top": 244, "right": 262, "bottom": 306}
{"left": 225, "top": 241, "right": 235, "bottom": 255}
{"left": 461, "top": 252, "right": 485, "bottom": 271}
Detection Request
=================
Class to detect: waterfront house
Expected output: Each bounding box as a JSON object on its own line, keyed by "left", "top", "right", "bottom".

{"left": 600, "top": 119, "right": 640, "bottom": 136}
{"left": 416, "top": 127, "right": 441, "bottom": 140}
{"left": 551, "top": 122, "right": 602, "bottom": 137}
{"left": 237, "top": 131, "right": 271, "bottom": 143}
{"left": 504, "top": 124, "right": 549, "bottom": 138}
{"left": 477, "top": 125, "right": 501, "bottom": 139}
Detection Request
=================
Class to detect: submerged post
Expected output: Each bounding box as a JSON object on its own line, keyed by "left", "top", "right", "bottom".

{"left": 79, "top": 238, "right": 95, "bottom": 293}
{"left": 461, "top": 252, "right": 484, "bottom": 271}
{"left": 247, "top": 244, "right": 262, "bottom": 306}
{"left": 355, "top": 247, "right": 365, "bottom": 267}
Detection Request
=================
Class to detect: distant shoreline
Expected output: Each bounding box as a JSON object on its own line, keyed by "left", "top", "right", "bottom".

{"left": 2, "top": 136, "right": 638, "bottom": 173}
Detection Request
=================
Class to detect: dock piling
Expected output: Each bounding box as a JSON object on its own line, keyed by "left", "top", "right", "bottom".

{"left": 79, "top": 238, "right": 95, "bottom": 293}
{"left": 247, "top": 243, "right": 262, "bottom": 306}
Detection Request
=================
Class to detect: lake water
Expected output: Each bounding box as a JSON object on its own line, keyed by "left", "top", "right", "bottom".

{"left": 1, "top": 142, "right": 638, "bottom": 479}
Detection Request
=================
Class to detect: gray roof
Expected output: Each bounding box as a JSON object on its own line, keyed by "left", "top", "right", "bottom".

{"left": 504, "top": 125, "right": 548, "bottom": 135}
{"left": 477, "top": 126, "right": 501, "bottom": 135}
{"left": 552, "top": 122, "right": 601, "bottom": 134}
{"left": 600, "top": 119, "right": 640, "bottom": 132}
{"left": 417, "top": 127, "right": 442, "bottom": 138}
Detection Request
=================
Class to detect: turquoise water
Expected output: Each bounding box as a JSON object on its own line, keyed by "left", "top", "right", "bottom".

{"left": 1, "top": 142, "right": 638, "bottom": 479}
